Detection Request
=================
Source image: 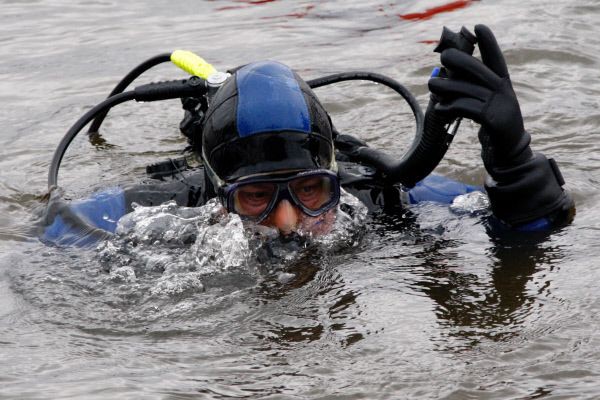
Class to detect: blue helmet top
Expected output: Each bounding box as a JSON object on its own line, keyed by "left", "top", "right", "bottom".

{"left": 235, "top": 61, "right": 311, "bottom": 137}
{"left": 200, "top": 60, "right": 335, "bottom": 185}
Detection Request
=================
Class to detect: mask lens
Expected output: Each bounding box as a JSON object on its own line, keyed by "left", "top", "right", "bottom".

{"left": 289, "top": 174, "right": 335, "bottom": 211}
{"left": 232, "top": 182, "right": 277, "bottom": 218}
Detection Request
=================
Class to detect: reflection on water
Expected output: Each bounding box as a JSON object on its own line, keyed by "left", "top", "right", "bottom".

{"left": 418, "top": 229, "right": 564, "bottom": 349}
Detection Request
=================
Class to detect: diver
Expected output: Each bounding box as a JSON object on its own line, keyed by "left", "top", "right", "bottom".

{"left": 42, "top": 25, "right": 574, "bottom": 246}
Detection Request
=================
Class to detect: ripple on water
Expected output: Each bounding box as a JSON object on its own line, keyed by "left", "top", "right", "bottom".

{"left": 8, "top": 191, "right": 368, "bottom": 337}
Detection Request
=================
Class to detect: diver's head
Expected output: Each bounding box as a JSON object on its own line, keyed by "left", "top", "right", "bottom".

{"left": 199, "top": 60, "right": 339, "bottom": 236}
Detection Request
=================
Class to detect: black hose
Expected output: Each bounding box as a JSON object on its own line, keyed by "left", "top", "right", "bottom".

{"left": 308, "top": 71, "right": 423, "bottom": 132}
{"left": 87, "top": 53, "right": 172, "bottom": 134}
{"left": 48, "top": 77, "right": 208, "bottom": 190}
{"left": 389, "top": 97, "right": 456, "bottom": 187}
{"left": 48, "top": 91, "right": 137, "bottom": 189}
{"left": 55, "top": 64, "right": 453, "bottom": 191}
{"left": 308, "top": 71, "right": 453, "bottom": 188}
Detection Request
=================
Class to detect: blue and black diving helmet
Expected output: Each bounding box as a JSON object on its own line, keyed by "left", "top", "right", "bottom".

{"left": 199, "top": 61, "right": 338, "bottom": 212}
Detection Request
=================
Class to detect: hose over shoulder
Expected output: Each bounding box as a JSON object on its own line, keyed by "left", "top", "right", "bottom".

{"left": 88, "top": 53, "right": 172, "bottom": 134}
{"left": 310, "top": 72, "right": 454, "bottom": 188}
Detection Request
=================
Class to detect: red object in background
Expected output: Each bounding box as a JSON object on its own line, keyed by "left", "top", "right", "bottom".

{"left": 236, "top": 0, "right": 277, "bottom": 4}
{"left": 262, "top": 4, "right": 314, "bottom": 19}
{"left": 215, "top": 0, "right": 277, "bottom": 11}
{"left": 419, "top": 39, "right": 440, "bottom": 45}
{"left": 399, "top": 0, "right": 475, "bottom": 21}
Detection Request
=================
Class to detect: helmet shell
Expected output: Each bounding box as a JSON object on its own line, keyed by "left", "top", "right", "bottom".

{"left": 200, "top": 61, "right": 334, "bottom": 184}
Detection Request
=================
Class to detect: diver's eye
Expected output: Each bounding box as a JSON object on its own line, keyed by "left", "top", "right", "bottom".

{"left": 233, "top": 183, "right": 276, "bottom": 216}
{"left": 290, "top": 176, "right": 332, "bottom": 210}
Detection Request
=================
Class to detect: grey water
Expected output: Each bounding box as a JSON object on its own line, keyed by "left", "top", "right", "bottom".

{"left": 1, "top": 0, "right": 600, "bottom": 398}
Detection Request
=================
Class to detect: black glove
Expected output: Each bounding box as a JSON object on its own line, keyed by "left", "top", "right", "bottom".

{"left": 429, "top": 25, "right": 532, "bottom": 168}
{"left": 428, "top": 24, "right": 573, "bottom": 226}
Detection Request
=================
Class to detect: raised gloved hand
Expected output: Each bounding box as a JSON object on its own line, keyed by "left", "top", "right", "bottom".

{"left": 429, "top": 24, "right": 532, "bottom": 169}
{"left": 428, "top": 24, "right": 573, "bottom": 226}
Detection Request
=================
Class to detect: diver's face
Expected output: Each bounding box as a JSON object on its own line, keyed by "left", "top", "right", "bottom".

{"left": 260, "top": 199, "right": 337, "bottom": 236}
{"left": 221, "top": 170, "right": 340, "bottom": 236}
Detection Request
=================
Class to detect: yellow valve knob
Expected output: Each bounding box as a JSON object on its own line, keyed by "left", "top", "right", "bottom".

{"left": 170, "top": 50, "right": 217, "bottom": 79}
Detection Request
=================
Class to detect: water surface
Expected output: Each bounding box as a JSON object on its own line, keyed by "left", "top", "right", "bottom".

{"left": 1, "top": 0, "right": 600, "bottom": 398}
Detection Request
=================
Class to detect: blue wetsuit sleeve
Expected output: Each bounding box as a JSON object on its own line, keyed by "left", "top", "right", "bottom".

{"left": 513, "top": 217, "right": 552, "bottom": 232}
{"left": 42, "top": 187, "right": 126, "bottom": 247}
{"left": 408, "top": 175, "right": 555, "bottom": 231}
{"left": 407, "top": 174, "right": 482, "bottom": 205}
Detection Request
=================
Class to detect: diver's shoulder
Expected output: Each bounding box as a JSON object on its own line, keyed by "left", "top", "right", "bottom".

{"left": 122, "top": 167, "right": 207, "bottom": 208}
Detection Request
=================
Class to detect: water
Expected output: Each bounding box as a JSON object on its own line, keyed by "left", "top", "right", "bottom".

{"left": 2, "top": 0, "right": 600, "bottom": 398}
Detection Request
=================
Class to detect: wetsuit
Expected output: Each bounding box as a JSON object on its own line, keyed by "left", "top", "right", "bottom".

{"left": 41, "top": 156, "right": 573, "bottom": 248}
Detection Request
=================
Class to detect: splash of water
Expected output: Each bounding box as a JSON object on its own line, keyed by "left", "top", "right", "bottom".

{"left": 450, "top": 191, "right": 490, "bottom": 215}
{"left": 96, "top": 199, "right": 251, "bottom": 297}
{"left": 96, "top": 190, "right": 368, "bottom": 294}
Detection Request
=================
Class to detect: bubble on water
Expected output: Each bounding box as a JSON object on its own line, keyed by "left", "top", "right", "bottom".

{"left": 150, "top": 272, "right": 205, "bottom": 298}
{"left": 40, "top": 275, "right": 61, "bottom": 284}
{"left": 94, "top": 190, "right": 368, "bottom": 298}
{"left": 244, "top": 189, "right": 369, "bottom": 274}
{"left": 109, "top": 266, "right": 136, "bottom": 283}
{"left": 450, "top": 191, "right": 491, "bottom": 215}
{"left": 313, "top": 188, "right": 368, "bottom": 250}
{"left": 96, "top": 199, "right": 253, "bottom": 298}
{"left": 276, "top": 272, "right": 296, "bottom": 283}
{"left": 102, "top": 212, "right": 116, "bottom": 223}
{"left": 115, "top": 200, "right": 215, "bottom": 246}
{"left": 189, "top": 212, "right": 250, "bottom": 273}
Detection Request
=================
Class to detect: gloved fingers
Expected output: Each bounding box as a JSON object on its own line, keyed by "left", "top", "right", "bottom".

{"left": 428, "top": 77, "right": 492, "bottom": 102}
{"left": 475, "top": 24, "right": 509, "bottom": 79}
{"left": 434, "top": 97, "right": 485, "bottom": 123}
{"left": 440, "top": 48, "right": 502, "bottom": 89}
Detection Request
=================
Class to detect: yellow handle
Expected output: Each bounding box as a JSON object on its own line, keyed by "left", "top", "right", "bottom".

{"left": 171, "top": 50, "right": 217, "bottom": 79}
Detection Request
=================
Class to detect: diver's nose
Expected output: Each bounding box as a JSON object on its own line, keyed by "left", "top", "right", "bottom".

{"left": 270, "top": 199, "right": 299, "bottom": 235}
